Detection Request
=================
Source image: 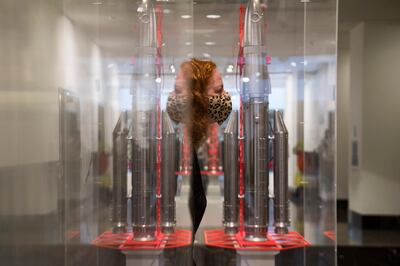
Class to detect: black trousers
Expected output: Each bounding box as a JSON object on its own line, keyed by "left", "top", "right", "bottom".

{"left": 188, "top": 151, "right": 207, "bottom": 264}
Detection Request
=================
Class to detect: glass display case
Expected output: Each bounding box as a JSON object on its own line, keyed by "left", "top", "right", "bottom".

{"left": 0, "top": 0, "right": 337, "bottom": 265}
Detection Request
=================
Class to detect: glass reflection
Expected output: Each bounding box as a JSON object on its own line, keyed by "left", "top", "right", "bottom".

{"left": 0, "top": 0, "right": 337, "bottom": 265}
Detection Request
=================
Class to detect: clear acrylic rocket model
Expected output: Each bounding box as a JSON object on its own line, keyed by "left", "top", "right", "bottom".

{"left": 93, "top": 0, "right": 191, "bottom": 250}
{"left": 205, "top": 1, "right": 308, "bottom": 252}
{"left": 223, "top": 0, "right": 289, "bottom": 240}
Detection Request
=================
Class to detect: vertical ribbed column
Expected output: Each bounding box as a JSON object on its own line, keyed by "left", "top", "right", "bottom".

{"left": 273, "top": 110, "right": 290, "bottom": 234}
{"left": 243, "top": 100, "right": 269, "bottom": 241}
{"left": 160, "top": 112, "right": 177, "bottom": 233}
{"left": 223, "top": 111, "right": 240, "bottom": 234}
{"left": 112, "top": 111, "right": 129, "bottom": 233}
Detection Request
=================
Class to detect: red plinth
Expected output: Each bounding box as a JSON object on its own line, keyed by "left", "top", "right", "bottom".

{"left": 175, "top": 171, "right": 191, "bottom": 176}
{"left": 92, "top": 231, "right": 131, "bottom": 250}
{"left": 324, "top": 230, "right": 336, "bottom": 241}
{"left": 92, "top": 229, "right": 192, "bottom": 250}
{"left": 200, "top": 170, "right": 224, "bottom": 176}
{"left": 204, "top": 229, "right": 310, "bottom": 251}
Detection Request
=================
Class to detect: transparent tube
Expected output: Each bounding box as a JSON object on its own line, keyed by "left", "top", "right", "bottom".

{"left": 131, "top": 0, "right": 159, "bottom": 241}
{"left": 273, "top": 110, "right": 290, "bottom": 234}
{"left": 112, "top": 111, "right": 129, "bottom": 233}
{"left": 241, "top": 0, "right": 271, "bottom": 241}
{"left": 160, "top": 112, "right": 177, "bottom": 234}
{"left": 243, "top": 99, "right": 269, "bottom": 241}
{"left": 223, "top": 111, "right": 240, "bottom": 234}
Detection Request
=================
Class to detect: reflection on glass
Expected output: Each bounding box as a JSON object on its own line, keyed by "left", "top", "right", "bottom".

{"left": 0, "top": 0, "right": 336, "bottom": 265}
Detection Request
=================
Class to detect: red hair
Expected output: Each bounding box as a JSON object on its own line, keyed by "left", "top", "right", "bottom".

{"left": 180, "top": 59, "right": 216, "bottom": 148}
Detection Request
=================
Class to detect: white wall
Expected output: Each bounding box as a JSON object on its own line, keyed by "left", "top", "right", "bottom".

{"left": 349, "top": 22, "right": 400, "bottom": 215}
{"left": 0, "top": 0, "right": 113, "bottom": 215}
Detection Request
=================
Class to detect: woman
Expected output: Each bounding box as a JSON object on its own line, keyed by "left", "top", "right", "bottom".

{"left": 167, "top": 59, "right": 232, "bottom": 261}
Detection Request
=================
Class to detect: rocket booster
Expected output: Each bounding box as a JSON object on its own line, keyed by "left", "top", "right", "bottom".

{"left": 242, "top": 0, "right": 271, "bottom": 241}
{"left": 131, "top": 0, "right": 159, "bottom": 241}
{"left": 273, "top": 111, "right": 290, "bottom": 234}
{"left": 112, "top": 111, "right": 129, "bottom": 233}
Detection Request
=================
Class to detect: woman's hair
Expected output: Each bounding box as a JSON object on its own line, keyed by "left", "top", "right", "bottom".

{"left": 180, "top": 58, "right": 216, "bottom": 148}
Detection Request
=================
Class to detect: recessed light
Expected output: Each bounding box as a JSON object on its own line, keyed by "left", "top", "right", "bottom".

{"left": 163, "top": 9, "right": 171, "bottom": 14}
{"left": 155, "top": 77, "right": 162, "bottom": 83}
{"left": 184, "top": 42, "right": 192, "bottom": 46}
{"left": 227, "top": 68, "right": 233, "bottom": 73}
{"left": 206, "top": 14, "right": 221, "bottom": 19}
{"left": 291, "top": 62, "right": 297, "bottom": 67}
{"left": 170, "top": 64, "right": 176, "bottom": 73}
{"left": 181, "top": 15, "right": 192, "bottom": 19}
{"left": 205, "top": 41, "right": 216, "bottom": 46}
{"left": 90, "top": 1, "right": 103, "bottom": 5}
{"left": 202, "top": 53, "right": 211, "bottom": 58}
{"left": 242, "top": 77, "right": 250, "bottom": 83}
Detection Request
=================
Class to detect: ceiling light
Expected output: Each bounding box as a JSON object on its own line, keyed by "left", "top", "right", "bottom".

{"left": 181, "top": 15, "right": 192, "bottom": 19}
{"left": 205, "top": 41, "right": 216, "bottom": 46}
{"left": 90, "top": 1, "right": 103, "bottom": 5}
{"left": 206, "top": 14, "right": 221, "bottom": 19}
{"left": 202, "top": 53, "right": 211, "bottom": 58}
{"left": 187, "top": 53, "right": 193, "bottom": 57}
{"left": 155, "top": 77, "right": 162, "bottom": 83}
{"left": 226, "top": 64, "right": 234, "bottom": 73}
{"left": 107, "top": 63, "right": 114, "bottom": 68}
{"left": 184, "top": 42, "right": 192, "bottom": 46}
{"left": 224, "top": 75, "right": 229, "bottom": 79}
{"left": 163, "top": 9, "right": 171, "bottom": 14}
{"left": 291, "top": 62, "right": 297, "bottom": 67}
{"left": 170, "top": 64, "right": 176, "bottom": 73}
{"left": 242, "top": 77, "right": 250, "bottom": 83}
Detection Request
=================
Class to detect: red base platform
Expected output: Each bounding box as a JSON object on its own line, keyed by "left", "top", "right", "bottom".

{"left": 200, "top": 170, "right": 224, "bottom": 176}
{"left": 204, "top": 229, "right": 310, "bottom": 251}
{"left": 92, "top": 229, "right": 192, "bottom": 250}
{"left": 324, "top": 230, "right": 336, "bottom": 241}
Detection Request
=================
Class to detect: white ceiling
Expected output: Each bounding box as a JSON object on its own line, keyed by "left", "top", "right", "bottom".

{"left": 64, "top": 0, "right": 337, "bottom": 66}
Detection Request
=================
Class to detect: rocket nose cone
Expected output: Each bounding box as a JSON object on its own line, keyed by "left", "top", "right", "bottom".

{"left": 274, "top": 110, "right": 288, "bottom": 134}
{"left": 243, "top": 0, "right": 266, "bottom": 46}
{"left": 137, "top": 0, "right": 157, "bottom": 48}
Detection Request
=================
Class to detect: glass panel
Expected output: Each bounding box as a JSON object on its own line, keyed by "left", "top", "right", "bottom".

{"left": 303, "top": 1, "right": 337, "bottom": 265}
{"left": 0, "top": 0, "right": 336, "bottom": 265}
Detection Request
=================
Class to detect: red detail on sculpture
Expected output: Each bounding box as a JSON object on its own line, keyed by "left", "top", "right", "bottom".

{"left": 204, "top": 229, "right": 310, "bottom": 251}
{"left": 324, "top": 231, "right": 336, "bottom": 241}
{"left": 92, "top": 229, "right": 192, "bottom": 250}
